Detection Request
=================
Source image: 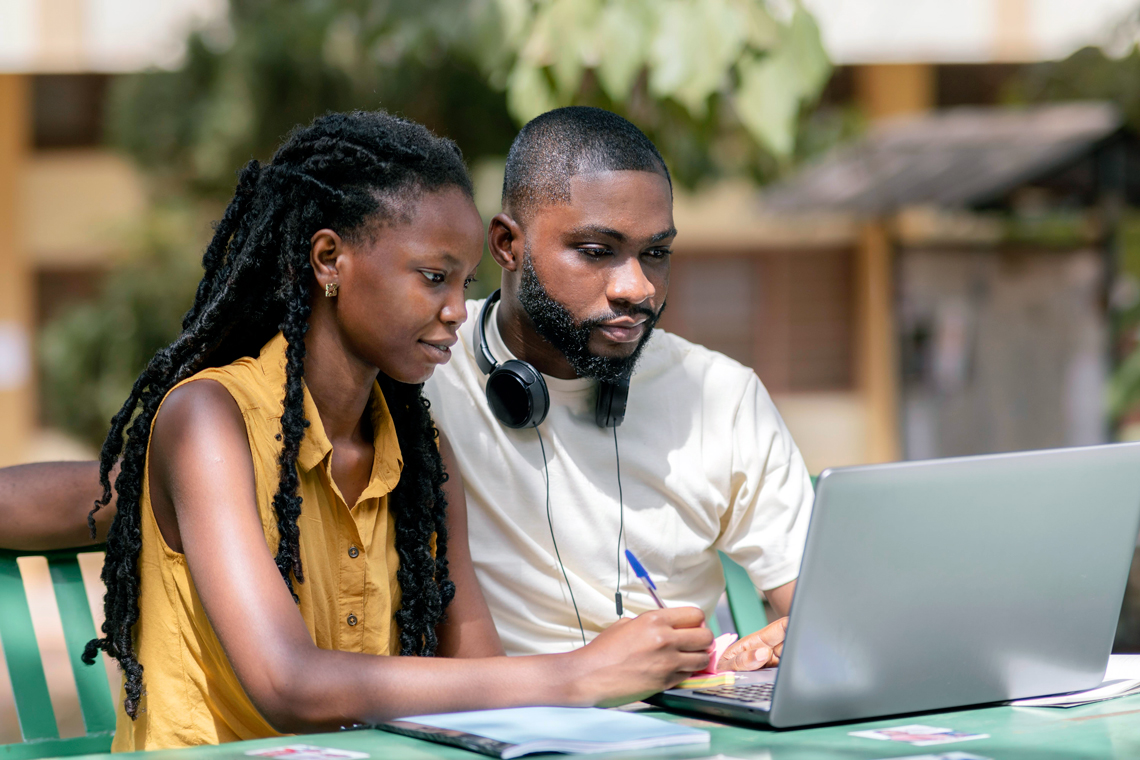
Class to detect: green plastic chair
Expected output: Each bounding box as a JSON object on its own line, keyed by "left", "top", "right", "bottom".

{"left": 0, "top": 548, "right": 115, "bottom": 759}
{"left": 717, "top": 475, "right": 818, "bottom": 636}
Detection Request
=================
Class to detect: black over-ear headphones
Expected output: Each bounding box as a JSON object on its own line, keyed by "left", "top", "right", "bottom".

{"left": 474, "top": 288, "right": 633, "bottom": 634}
{"left": 474, "top": 289, "right": 629, "bottom": 429}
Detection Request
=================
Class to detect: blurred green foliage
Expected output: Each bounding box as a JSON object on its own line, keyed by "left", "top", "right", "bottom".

{"left": 108, "top": 0, "right": 831, "bottom": 192}
{"left": 1009, "top": 46, "right": 1140, "bottom": 132}
{"left": 44, "top": 0, "right": 832, "bottom": 447}
{"left": 40, "top": 205, "right": 211, "bottom": 446}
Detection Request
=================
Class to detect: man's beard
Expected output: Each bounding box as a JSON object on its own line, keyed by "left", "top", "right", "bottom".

{"left": 516, "top": 251, "right": 664, "bottom": 383}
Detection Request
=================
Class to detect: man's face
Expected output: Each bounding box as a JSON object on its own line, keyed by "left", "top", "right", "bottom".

{"left": 517, "top": 170, "right": 675, "bottom": 380}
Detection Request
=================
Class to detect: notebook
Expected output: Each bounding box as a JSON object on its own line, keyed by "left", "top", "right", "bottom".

{"left": 378, "top": 706, "right": 710, "bottom": 759}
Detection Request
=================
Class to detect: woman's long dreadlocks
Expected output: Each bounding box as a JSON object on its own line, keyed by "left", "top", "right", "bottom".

{"left": 83, "top": 111, "right": 469, "bottom": 718}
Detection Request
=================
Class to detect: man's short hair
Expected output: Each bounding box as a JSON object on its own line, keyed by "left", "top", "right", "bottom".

{"left": 502, "top": 106, "right": 672, "bottom": 224}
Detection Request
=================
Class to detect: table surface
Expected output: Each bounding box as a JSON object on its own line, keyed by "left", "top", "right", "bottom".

{"left": 60, "top": 692, "right": 1140, "bottom": 760}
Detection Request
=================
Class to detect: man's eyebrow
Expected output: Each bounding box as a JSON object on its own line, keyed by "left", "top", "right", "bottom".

{"left": 565, "top": 224, "right": 626, "bottom": 242}
{"left": 563, "top": 225, "right": 678, "bottom": 244}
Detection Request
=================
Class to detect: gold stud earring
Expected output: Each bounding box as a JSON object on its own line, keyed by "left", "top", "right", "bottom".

{"left": 324, "top": 282, "right": 339, "bottom": 298}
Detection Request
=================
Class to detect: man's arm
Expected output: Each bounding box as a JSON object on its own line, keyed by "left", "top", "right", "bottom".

{"left": 0, "top": 461, "right": 116, "bottom": 551}
{"left": 765, "top": 579, "right": 794, "bottom": 619}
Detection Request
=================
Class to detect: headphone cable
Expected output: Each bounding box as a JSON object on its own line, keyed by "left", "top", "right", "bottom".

{"left": 536, "top": 425, "right": 587, "bottom": 647}
{"left": 614, "top": 425, "right": 625, "bottom": 617}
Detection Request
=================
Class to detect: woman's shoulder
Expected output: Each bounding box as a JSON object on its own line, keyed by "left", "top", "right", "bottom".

{"left": 155, "top": 377, "right": 247, "bottom": 440}
{"left": 171, "top": 352, "right": 276, "bottom": 416}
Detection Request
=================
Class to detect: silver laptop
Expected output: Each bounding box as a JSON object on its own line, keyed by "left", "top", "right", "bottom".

{"left": 652, "top": 442, "right": 1140, "bottom": 728}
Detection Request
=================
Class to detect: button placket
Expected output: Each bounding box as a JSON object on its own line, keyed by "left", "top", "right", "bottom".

{"left": 341, "top": 509, "right": 366, "bottom": 646}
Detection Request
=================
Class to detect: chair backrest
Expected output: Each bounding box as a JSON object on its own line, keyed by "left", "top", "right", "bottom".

{"left": 0, "top": 547, "right": 115, "bottom": 759}
{"left": 719, "top": 475, "right": 817, "bottom": 636}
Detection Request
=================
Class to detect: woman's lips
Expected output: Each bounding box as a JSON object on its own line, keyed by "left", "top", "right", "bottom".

{"left": 419, "top": 339, "right": 454, "bottom": 362}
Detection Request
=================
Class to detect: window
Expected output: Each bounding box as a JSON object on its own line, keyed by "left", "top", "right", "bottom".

{"left": 660, "top": 250, "right": 855, "bottom": 392}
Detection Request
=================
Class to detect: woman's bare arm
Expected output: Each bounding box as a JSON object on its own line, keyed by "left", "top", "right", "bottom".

{"left": 0, "top": 460, "right": 116, "bottom": 550}
{"left": 151, "top": 380, "right": 713, "bottom": 733}
{"left": 434, "top": 429, "right": 504, "bottom": 658}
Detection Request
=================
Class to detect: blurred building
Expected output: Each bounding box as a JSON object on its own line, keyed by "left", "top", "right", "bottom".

{"left": 0, "top": 0, "right": 1137, "bottom": 470}
{"left": 662, "top": 0, "right": 1139, "bottom": 472}
{"left": 760, "top": 103, "right": 1136, "bottom": 461}
{"left": 0, "top": 0, "right": 220, "bottom": 466}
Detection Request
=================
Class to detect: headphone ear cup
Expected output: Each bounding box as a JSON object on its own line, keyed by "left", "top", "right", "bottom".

{"left": 596, "top": 375, "right": 630, "bottom": 428}
{"left": 485, "top": 359, "right": 550, "bottom": 428}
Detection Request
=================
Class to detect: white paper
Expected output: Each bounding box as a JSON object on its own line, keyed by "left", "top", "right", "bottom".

{"left": 1009, "top": 655, "right": 1140, "bottom": 707}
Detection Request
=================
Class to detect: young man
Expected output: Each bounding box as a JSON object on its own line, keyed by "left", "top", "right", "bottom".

{"left": 0, "top": 107, "right": 809, "bottom": 670}
{"left": 423, "top": 107, "right": 811, "bottom": 667}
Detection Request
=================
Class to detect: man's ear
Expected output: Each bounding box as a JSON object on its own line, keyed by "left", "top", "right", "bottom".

{"left": 310, "top": 229, "right": 343, "bottom": 291}
{"left": 488, "top": 213, "right": 524, "bottom": 272}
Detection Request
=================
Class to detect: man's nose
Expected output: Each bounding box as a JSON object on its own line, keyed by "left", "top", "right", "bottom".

{"left": 609, "top": 256, "right": 654, "bottom": 307}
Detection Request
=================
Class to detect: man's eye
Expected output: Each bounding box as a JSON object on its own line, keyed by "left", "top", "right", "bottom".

{"left": 646, "top": 248, "right": 672, "bottom": 259}
{"left": 422, "top": 271, "right": 446, "bottom": 284}
{"left": 577, "top": 247, "right": 610, "bottom": 257}
{"left": 464, "top": 276, "right": 477, "bottom": 290}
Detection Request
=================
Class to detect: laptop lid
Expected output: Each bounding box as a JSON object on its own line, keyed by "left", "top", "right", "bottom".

{"left": 768, "top": 442, "right": 1140, "bottom": 727}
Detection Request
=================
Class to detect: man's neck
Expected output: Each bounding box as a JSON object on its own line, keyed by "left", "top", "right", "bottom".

{"left": 494, "top": 289, "right": 579, "bottom": 380}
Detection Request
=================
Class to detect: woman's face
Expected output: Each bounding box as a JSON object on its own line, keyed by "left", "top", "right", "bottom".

{"left": 327, "top": 186, "right": 485, "bottom": 384}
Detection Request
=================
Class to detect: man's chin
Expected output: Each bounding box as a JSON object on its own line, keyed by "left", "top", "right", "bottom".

{"left": 587, "top": 338, "right": 639, "bottom": 361}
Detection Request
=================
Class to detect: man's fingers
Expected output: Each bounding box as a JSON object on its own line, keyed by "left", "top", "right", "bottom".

{"left": 717, "top": 618, "right": 789, "bottom": 670}
{"left": 755, "top": 617, "right": 789, "bottom": 646}
{"left": 719, "top": 645, "right": 773, "bottom": 671}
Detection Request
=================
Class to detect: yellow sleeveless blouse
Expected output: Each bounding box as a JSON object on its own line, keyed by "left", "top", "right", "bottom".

{"left": 112, "top": 332, "right": 404, "bottom": 750}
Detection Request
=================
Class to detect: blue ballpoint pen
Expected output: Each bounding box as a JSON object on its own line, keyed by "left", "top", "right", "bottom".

{"left": 625, "top": 549, "right": 666, "bottom": 609}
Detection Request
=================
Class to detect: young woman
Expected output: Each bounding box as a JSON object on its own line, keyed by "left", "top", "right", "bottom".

{"left": 81, "top": 111, "right": 712, "bottom": 750}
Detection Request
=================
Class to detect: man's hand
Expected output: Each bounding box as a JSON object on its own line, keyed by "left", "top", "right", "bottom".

{"left": 716, "top": 617, "right": 787, "bottom": 671}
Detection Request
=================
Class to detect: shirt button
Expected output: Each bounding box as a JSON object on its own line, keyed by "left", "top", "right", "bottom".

{"left": 348, "top": 545, "right": 359, "bottom": 559}
{"left": 347, "top": 613, "right": 358, "bottom": 626}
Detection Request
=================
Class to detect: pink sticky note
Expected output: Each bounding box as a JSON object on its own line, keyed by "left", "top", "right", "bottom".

{"left": 695, "top": 633, "right": 738, "bottom": 675}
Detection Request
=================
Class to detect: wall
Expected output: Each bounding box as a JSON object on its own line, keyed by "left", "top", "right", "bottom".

{"left": 899, "top": 246, "right": 1109, "bottom": 458}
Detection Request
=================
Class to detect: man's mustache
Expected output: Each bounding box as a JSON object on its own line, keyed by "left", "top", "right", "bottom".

{"left": 579, "top": 301, "right": 665, "bottom": 330}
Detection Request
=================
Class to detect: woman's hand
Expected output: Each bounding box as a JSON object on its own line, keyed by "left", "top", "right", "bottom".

{"left": 716, "top": 617, "right": 787, "bottom": 671}
{"left": 564, "top": 607, "right": 714, "bottom": 706}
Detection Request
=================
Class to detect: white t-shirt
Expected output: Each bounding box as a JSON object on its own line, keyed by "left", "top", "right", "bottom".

{"left": 424, "top": 298, "right": 814, "bottom": 655}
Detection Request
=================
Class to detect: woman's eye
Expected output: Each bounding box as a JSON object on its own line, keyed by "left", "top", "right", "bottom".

{"left": 422, "top": 271, "right": 446, "bottom": 284}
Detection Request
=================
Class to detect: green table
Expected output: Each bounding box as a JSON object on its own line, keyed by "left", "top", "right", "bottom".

{"left": 60, "top": 696, "right": 1140, "bottom": 760}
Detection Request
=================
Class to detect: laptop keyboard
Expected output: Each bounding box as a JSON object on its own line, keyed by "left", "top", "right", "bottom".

{"left": 694, "top": 682, "right": 774, "bottom": 704}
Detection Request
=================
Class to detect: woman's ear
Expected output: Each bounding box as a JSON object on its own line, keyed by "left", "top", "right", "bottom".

{"left": 488, "top": 213, "right": 524, "bottom": 272}
{"left": 310, "top": 229, "right": 343, "bottom": 291}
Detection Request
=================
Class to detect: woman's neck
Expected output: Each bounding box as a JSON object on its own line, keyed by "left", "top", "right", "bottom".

{"left": 301, "top": 318, "right": 378, "bottom": 446}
